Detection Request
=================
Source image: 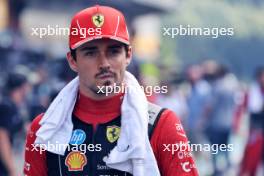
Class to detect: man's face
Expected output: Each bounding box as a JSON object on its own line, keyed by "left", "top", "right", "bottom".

{"left": 67, "top": 39, "right": 132, "bottom": 97}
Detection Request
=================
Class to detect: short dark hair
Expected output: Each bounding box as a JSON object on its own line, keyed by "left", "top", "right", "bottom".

{"left": 5, "top": 73, "right": 27, "bottom": 93}
{"left": 70, "top": 48, "right": 77, "bottom": 60}
{"left": 70, "top": 44, "right": 129, "bottom": 61}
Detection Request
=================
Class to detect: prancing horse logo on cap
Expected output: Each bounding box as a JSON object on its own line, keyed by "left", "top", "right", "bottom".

{"left": 92, "top": 14, "right": 104, "bottom": 27}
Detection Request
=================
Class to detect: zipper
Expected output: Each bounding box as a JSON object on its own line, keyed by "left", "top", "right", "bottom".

{"left": 58, "top": 155, "right": 62, "bottom": 176}
{"left": 90, "top": 124, "right": 98, "bottom": 176}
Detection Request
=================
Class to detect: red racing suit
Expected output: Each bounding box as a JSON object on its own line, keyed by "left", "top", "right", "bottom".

{"left": 24, "top": 93, "right": 198, "bottom": 176}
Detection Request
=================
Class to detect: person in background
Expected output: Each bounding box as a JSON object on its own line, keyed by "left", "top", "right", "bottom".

{"left": 0, "top": 73, "right": 29, "bottom": 176}
{"left": 186, "top": 64, "right": 211, "bottom": 145}
{"left": 239, "top": 67, "right": 264, "bottom": 176}
{"left": 205, "top": 64, "right": 239, "bottom": 176}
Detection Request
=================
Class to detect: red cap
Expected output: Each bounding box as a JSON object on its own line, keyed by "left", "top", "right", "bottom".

{"left": 69, "top": 5, "right": 130, "bottom": 50}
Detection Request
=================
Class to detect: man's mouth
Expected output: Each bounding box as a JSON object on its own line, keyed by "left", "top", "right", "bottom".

{"left": 97, "top": 73, "right": 114, "bottom": 79}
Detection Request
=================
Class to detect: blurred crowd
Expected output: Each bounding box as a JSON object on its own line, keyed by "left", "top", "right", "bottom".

{"left": 0, "top": 45, "right": 76, "bottom": 175}
{"left": 155, "top": 61, "right": 264, "bottom": 176}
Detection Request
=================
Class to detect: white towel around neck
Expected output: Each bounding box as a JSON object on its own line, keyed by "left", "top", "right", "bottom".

{"left": 35, "top": 71, "right": 160, "bottom": 176}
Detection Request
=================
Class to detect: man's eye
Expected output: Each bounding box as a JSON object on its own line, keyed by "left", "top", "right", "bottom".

{"left": 108, "top": 49, "right": 121, "bottom": 55}
{"left": 84, "top": 51, "right": 96, "bottom": 56}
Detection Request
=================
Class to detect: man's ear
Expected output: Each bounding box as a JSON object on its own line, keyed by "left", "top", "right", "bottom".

{"left": 126, "top": 46, "right": 132, "bottom": 66}
{"left": 66, "top": 52, "right": 78, "bottom": 72}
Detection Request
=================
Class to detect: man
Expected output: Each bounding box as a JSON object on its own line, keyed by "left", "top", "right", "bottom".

{"left": 0, "top": 73, "right": 29, "bottom": 176}
{"left": 24, "top": 5, "right": 198, "bottom": 176}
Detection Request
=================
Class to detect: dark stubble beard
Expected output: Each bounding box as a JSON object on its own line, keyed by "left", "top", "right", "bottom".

{"left": 89, "top": 80, "right": 114, "bottom": 96}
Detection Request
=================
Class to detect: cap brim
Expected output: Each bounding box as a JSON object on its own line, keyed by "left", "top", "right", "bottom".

{"left": 71, "top": 35, "right": 130, "bottom": 50}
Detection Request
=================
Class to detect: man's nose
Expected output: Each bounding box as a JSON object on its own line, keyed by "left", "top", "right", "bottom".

{"left": 98, "top": 53, "right": 110, "bottom": 70}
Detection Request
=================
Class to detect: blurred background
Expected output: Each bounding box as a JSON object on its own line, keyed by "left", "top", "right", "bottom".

{"left": 0, "top": 0, "right": 263, "bottom": 175}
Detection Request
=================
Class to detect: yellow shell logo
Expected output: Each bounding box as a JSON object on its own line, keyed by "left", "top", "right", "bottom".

{"left": 92, "top": 13, "right": 104, "bottom": 27}
{"left": 106, "top": 125, "right": 120, "bottom": 143}
{"left": 65, "top": 151, "right": 87, "bottom": 171}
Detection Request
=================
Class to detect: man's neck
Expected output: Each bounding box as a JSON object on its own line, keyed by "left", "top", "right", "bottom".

{"left": 79, "top": 88, "right": 119, "bottom": 101}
